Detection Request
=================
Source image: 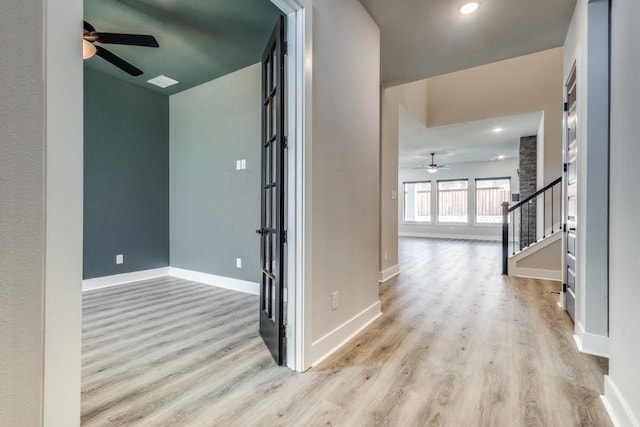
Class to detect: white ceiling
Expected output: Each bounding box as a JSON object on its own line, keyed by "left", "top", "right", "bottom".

{"left": 358, "top": 0, "right": 576, "bottom": 86}
{"left": 399, "top": 107, "right": 543, "bottom": 169}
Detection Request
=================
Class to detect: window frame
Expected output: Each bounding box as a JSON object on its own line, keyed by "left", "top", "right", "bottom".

{"left": 474, "top": 176, "right": 512, "bottom": 225}
{"left": 403, "top": 180, "right": 433, "bottom": 223}
{"left": 436, "top": 178, "right": 469, "bottom": 224}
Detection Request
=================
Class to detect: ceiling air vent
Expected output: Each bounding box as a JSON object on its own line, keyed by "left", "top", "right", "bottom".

{"left": 147, "top": 75, "right": 179, "bottom": 88}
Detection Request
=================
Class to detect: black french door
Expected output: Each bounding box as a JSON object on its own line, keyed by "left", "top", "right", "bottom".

{"left": 257, "top": 16, "right": 286, "bottom": 365}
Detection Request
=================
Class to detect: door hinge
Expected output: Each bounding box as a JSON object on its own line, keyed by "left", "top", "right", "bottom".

{"left": 563, "top": 283, "right": 567, "bottom": 292}
{"left": 563, "top": 163, "right": 568, "bottom": 173}
{"left": 563, "top": 223, "right": 567, "bottom": 232}
{"left": 282, "top": 230, "right": 288, "bottom": 244}
{"left": 283, "top": 136, "right": 288, "bottom": 149}
{"left": 564, "top": 102, "right": 568, "bottom": 112}
{"left": 283, "top": 324, "right": 288, "bottom": 338}
{"left": 283, "top": 41, "right": 288, "bottom": 55}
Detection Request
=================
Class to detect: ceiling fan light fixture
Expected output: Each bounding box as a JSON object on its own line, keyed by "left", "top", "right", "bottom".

{"left": 460, "top": 2, "right": 479, "bottom": 15}
{"left": 426, "top": 153, "right": 439, "bottom": 173}
{"left": 83, "top": 39, "right": 96, "bottom": 59}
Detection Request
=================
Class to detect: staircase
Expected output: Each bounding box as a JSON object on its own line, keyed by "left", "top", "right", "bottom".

{"left": 502, "top": 177, "right": 563, "bottom": 280}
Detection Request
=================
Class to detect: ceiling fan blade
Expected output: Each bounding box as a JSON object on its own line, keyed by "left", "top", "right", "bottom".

{"left": 440, "top": 165, "right": 451, "bottom": 169}
{"left": 96, "top": 32, "right": 159, "bottom": 48}
{"left": 95, "top": 46, "right": 143, "bottom": 76}
{"left": 84, "top": 20, "right": 96, "bottom": 33}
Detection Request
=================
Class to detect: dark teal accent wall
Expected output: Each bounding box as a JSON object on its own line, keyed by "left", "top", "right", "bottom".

{"left": 83, "top": 68, "right": 169, "bottom": 279}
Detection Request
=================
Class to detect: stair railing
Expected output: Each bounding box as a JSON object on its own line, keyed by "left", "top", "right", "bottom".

{"left": 502, "top": 177, "right": 562, "bottom": 275}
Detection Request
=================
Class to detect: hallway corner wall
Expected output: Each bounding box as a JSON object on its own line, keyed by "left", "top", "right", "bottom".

{"left": 1, "top": 0, "right": 85, "bottom": 424}
{"left": 1, "top": 1, "right": 47, "bottom": 423}
{"left": 563, "top": 0, "right": 610, "bottom": 352}
{"left": 307, "top": 0, "right": 381, "bottom": 365}
{"left": 380, "top": 80, "right": 429, "bottom": 277}
{"left": 606, "top": 0, "right": 640, "bottom": 424}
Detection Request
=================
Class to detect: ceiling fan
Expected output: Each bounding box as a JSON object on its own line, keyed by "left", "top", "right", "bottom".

{"left": 416, "top": 153, "right": 451, "bottom": 174}
{"left": 83, "top": 20, "right": 159, "bottom": 76}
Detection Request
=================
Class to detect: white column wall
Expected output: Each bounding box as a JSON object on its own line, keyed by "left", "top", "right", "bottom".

{"left": 605, "top": 0, "right": 640, "bottom": 424}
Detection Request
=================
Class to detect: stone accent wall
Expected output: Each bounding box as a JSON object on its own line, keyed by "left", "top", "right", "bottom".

{"left": 519, "top": 135, "right": 537, "bottom": 247}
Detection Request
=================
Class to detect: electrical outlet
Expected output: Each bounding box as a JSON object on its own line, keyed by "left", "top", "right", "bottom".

{"left": 236, "top": 258, "right": 242, "bottom": 268}
{"left": 116, "top": 254, "right": 124, "bottom": 265}
{"left": 236, "top": 160, "right": 242, "bottom": 170}
{"left": 331, "top": 291, "right": 338, "bottom": 310}
{"left": 241, "top": 159, "right": 246, "bottom": 169}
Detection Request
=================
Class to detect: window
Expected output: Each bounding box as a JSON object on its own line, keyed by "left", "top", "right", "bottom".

{"left": 404, "top": 181, "right": 431, "bottom": 222}
{"left": 475, "top": 178, "right": 511, "bottom": 223}
{"left": 437, "top": 180, "right": 468, "bottom": 223}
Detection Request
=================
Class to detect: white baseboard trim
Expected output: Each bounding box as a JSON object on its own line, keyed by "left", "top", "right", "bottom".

{"left": 169, "top": 267, "right": 259, "bottom": 296}
{"left": 82, "top": 266, "right": 259, "bottom": 296}
{"left": 379, "top": 264, "right": 400, "bottom": 282}
{"left": 82, "top": 267, "right": 170, "bottom": 291}
{"left": 509, "top": 267, "right": 562, "bottom": 281}
{"left": 602, "top": 375, "right": 640, "bottom": 427}
{"left": 398, "top": 232, "right": 500, "bottom": 241}
{"left": 309, "top": 301, "right": 382, "bottom": 368}
{"left": 574, "top": 321, "right": 609, "bottom": 358}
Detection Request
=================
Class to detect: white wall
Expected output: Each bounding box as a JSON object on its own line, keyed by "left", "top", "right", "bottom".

{"left": 44, "top": 1, "right": 84, "bottom": 423}
{"left": 0, "top": 2, "right": 46, "bottom": 424}
{"left": 399, "top": 159, "right": 519, "bottom": 240}
{"left": 426, "top": 48, "right": 564, "bottom": 186}
{"left": 380, "top": 81, "right": 428, "bottom": 275}
{"left": 306, "top": 0, "right": 381, "bottom": 366}
{"left": 605, "top": 0, "right": 640, "bottom": 424}
{"left": 516, "top": 239, "right": 561, "bottom": 269}
{"left": 170, "top": 64, "right": 261, "bottom": 283}
{"left": 1, "top": 0, "right": 83, "bottom": 425}
{"left": 563, "top": 0, "right": 610, "bottom": 354}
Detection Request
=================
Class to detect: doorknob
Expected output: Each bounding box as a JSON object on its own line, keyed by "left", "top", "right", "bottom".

{"left": 256, "top": 228, "right": 265, "bottom": 235}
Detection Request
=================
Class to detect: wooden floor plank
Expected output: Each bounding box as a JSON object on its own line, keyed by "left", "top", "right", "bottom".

{"left": 82, "top": 238, "right": 611, "bottom": 426}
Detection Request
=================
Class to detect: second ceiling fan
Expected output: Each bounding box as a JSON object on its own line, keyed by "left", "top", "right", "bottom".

{"left": 83, "top": 20, "right": 159, "bottom": 76}
{"left": 422, "top": 152, "right": 450, "bottom": 174}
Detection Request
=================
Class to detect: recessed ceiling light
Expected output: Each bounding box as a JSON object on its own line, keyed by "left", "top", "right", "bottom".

{"left": 498, "top": 155, "right": 506, "bottom": 160}
{"left": 493, "top": 127, "right": 503, "bottom": 133}
{"left": 460, "top": 2, "right": 479, "bottom": 15}
{"left": 147, "top": 75, "right": 179, "bottom": 88}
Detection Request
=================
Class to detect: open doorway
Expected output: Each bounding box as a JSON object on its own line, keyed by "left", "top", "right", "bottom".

{"left": 398, "top": 109, "right": 538, "bottom": 241}
{"left": 80, "top": 0, "right": 302, "bottom": 423}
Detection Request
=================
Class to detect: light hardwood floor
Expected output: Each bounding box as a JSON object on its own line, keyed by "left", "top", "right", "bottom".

{"left": 82, "top": 238, "right": 611, "bottom": 426}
